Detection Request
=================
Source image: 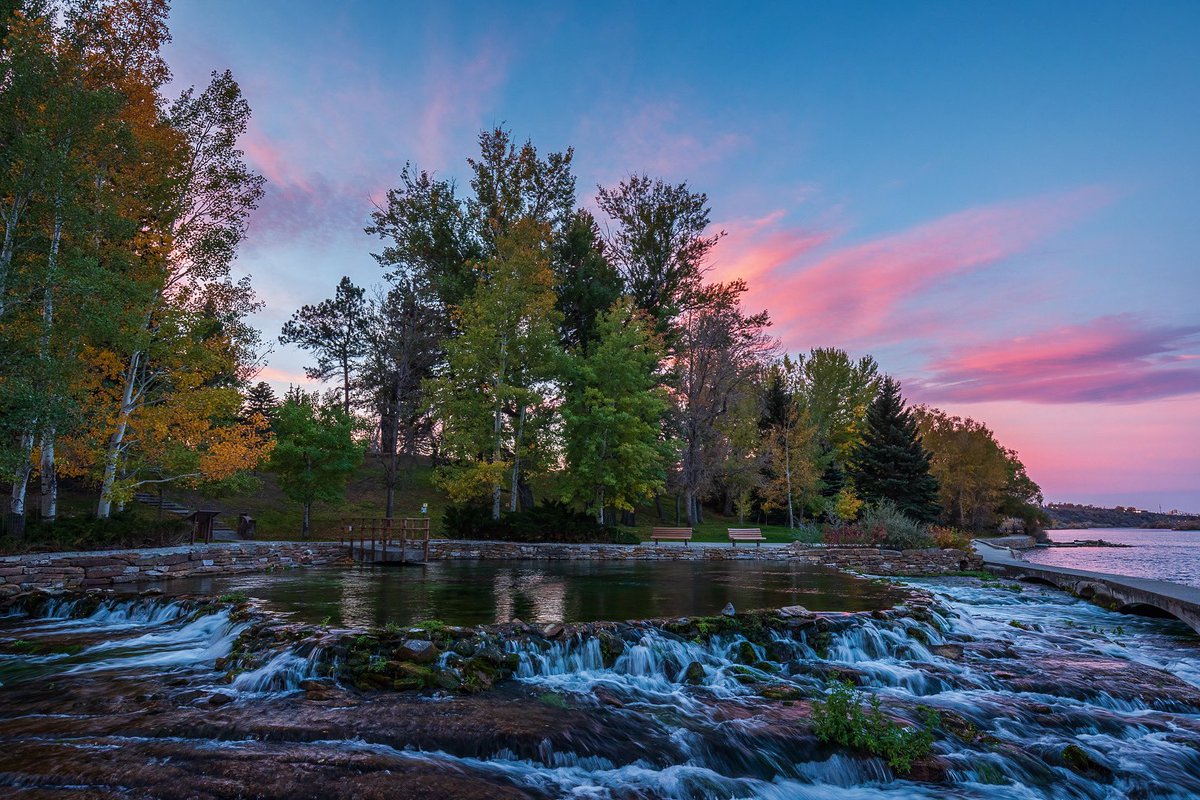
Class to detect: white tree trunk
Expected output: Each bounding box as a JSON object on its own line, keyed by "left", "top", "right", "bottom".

{"left": 39, "top": 426, "right": 57, "bottom": 521}
{"left": 8, "top": 429, "right": 35, "bottom": 534}
{"left": 510, "top": 404, "right": 525, "bottom": 513}
{"left": 97, "top": 352, "right": 141, "bottom": 518}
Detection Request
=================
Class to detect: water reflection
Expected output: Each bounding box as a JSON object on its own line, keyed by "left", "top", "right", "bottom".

{"left": 153, "top": 561, "right": 902, "bottom": 626}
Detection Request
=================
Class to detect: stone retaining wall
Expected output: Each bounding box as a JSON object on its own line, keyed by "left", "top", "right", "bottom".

{"left": 0, "top": 542, "right": 345, "bottom": 595}
{"left": 426, "top": 540, "right": 982, "bottom": 576}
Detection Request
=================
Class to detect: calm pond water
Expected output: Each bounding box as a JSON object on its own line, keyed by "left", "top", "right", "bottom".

{"left": 147, "top": 560, "right": 903, "bottom": 626}
{"left": 1024, "top": 527, "right": 1200, "bottom": 588}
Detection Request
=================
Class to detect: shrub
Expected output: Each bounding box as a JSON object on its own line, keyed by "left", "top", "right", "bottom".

{"left": 931, "top": 525, "right": 971, "bottom": 550}
{"left": 441, "top": 500, "right": 628, "bottom": 543}
{"left": 812, "top": 680, "right": 940, "bottom": 773}
{"left": 2, "top": 510, "right": 188, "bottom": 554}
{"left": 860, "top": 500, "right": 933, "bottom": 549}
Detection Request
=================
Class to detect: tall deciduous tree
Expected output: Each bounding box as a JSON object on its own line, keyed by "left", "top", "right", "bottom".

{"left": 552, "top": 209, "right": 622, "bottom": 354}
{"left": 364, "top": 279, "right": 444, "bottom": 517}
{"left": 759, "top": 356, "right": 822, "bottom": 528}
{"left": 279, "top": 276, "right": 372, "bottom": 415}
{"left": 426, "top": 220, "right": 561, "bottom": 520}
{"left": 560, "top": 300, "right": 674, "bottom": 523}
{"left": 848, "top": 377, "right": 940, "bottom": 524}
{"left": 674, "top": 281, "right": 775, "bottom": 525}
{"left": 268, "top": 392, "right": 364, "bottom": 538}
{"left": 798, "top": 348, "right": 880, "bottom": 461}
{"left": 596, "top": 175, "right": 723, "bottom": 339}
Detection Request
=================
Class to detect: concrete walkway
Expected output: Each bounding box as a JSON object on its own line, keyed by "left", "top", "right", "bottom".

{"left": 974, "top": 539, "right": 1200, "bottom": 635}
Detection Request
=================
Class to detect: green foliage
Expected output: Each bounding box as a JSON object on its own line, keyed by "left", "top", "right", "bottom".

{"left": 560, "top": 300, "right": 674, "bottom": 522}
{"left": 279, "top": 276, "right": 372, "bottom": 413}
{"left": 860, "top": 499, "right": 934, "bottom": 549}
{"left": 427, "top": 220, "right": 562, "bottom": 518}
{"left": 442, "top": 500, "right": 628, "bottom": 543}
{"left": 267, "top": 393, "right": 365, "bottom": 537}
{"left": 2, "top": 509, "right": 187, "bottom": 554}
{"left": 848, "top": 377, "right": 940, "bottom": 523}
{"left": 812, "top": 681, "right": 940, "bottom": 773}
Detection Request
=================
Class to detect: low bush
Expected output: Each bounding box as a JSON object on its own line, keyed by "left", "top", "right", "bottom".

{"left": 1, "top": 509, "right": 189, "bottom": 554}
{"left": 442, "top": 500, "right": 632, "bottom": 543}
{"left": 812, "top": 680, "right": 940, "bottom": 773}
{"left": 930, "top": 525, "right": 972, "bottom": 550}
{"left": 821, "top": 501, "right": 933, "bottom": 549}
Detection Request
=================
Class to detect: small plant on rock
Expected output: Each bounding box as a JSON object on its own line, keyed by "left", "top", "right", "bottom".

{"left": 812, "top": 680, "right": 940, "bottom": 773}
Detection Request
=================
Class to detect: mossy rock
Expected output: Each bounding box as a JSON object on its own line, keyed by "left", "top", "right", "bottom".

{"left": 1060, "top": 744, "right": 1111, "bottom": 778}
{"left": 760, "top": 685, "right": 805, "bottom": 702}
{"left": 682, "top": 661, "right": 706, "bottom": 684}
{"left": 735, "top": 640, "right": 758, "bottom": 665}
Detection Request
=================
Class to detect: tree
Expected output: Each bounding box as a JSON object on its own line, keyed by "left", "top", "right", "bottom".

{"left": 759, "top": 356, "right": 822, "bottom": 528}
{"left": 674, "top": 281, "right": 775, "bottom": 525}
{"left": 267, "top": 392, "right": 364, "bottom": 538}
{"left": 560, "top": 300, "right": 674, "bottom": 523}
{"left": 798, "top": 348, "right": 880, "bottom": 462}
{"left": 279, "top": 276, "right": 372, "bottom": 415}
{"left": 596, "top": 175, "right": 723, "bottom": 339}
{"left": 913, "top": 405, "right": 1043, "bottom": 531}
{"left": 426, "top": 220, "right": 562, "bottom": 519}
{"left": 94, "top": 64, "right": 265, "bottom": 519}
{"left": 243, "top": 380, "right": 278, "bottom": 433}
{"left": 366, "top": 164, "right": 480, "bottom": 314}
{"left": 848, "top": 377, "right": 940, "bottom": 524}
{"left": 363, "top": 279, "right": 445, "bottom": 517}
{"left": 552, "top": 209, "right": 623, "bottom": 354}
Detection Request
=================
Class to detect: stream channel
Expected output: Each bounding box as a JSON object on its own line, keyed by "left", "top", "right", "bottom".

{"left": 2, "top": 561, "right": 1199, "bottom": 798}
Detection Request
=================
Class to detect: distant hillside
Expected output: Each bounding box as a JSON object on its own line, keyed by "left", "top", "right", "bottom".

{"left": 1044, "top": 504, "right": 1200, "bottom": 531}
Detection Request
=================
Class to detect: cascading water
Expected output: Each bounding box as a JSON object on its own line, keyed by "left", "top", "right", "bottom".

{"left": 2, "top": 580, "right": 1199, "bottom": 799}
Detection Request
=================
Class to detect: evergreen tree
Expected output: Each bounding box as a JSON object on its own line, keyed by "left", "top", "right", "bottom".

{"left": 243, "top": 381, "right": 279, "bottom": 432}
{"left": 279, "top": 276, "right": 372, "bottom": 415}
{"left": 848, "top": 376, "right": 940, "bottom": 523}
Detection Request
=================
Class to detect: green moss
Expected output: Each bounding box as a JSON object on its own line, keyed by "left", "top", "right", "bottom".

{"left": 539, "top": 691, "right": 569, "bottom": 709}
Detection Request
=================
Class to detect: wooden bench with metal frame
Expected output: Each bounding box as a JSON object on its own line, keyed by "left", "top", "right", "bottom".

{"left": 727, "top": 527, "right": 767, "bottom": 546}
{"left": 651, "top": 527, "right": 693, "bottom": 545}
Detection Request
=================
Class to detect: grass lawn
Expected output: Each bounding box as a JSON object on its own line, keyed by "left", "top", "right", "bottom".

{"left": 32, "top": 458, "right": 824, "bottom": 546}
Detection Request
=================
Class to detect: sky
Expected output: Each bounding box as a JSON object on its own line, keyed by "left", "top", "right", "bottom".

{"left": 162, "top": 0, "right": 1200, "bottom": 512}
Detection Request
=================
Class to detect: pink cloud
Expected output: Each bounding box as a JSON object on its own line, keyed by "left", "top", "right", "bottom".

{"left": 727, "top": 186, "right": 1114, "bottom": 348}
{"left": 911, "top": 315, "right": 1200, "bottom": 404}
{"left": 416, "top": 42, "right": 509, "bottom": 170}
{"left": 709, "top": 210, "right": 837, "bottom": 286}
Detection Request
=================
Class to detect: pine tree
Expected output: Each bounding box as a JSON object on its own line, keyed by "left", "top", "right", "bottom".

{"left": 848, "top": 376, "right": 941, "bottom": 523}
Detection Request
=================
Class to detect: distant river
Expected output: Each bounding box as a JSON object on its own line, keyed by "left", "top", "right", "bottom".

{"left": 1023, "top": 527, "right": 1200, "bottom": 589}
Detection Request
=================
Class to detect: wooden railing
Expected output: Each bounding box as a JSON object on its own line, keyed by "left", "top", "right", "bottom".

{"left": 337, "top": 517, "right": 430, "bottom": 563}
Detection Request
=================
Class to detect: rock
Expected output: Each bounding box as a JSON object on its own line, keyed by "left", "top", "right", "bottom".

{"left": 778, "top": 605, "right": 809, "bottom": 618}
{"left": 735, "top": 641, "right": 758, "bottom": 665}
{"left": 683, "top": 661, "right": 706, "bottom": 684}
{"left": 542, "top": 623, "right": 563, "bottom": 639}
{"left": 930, "top": 644, "right": 964, "bottom": 660}
{"left": 398, "top": 639, "right": 437, "bottom": 664}
{"left": 207, "top": 692, "right": 233, "bottom": 706}
{"left": 593, "top": 686, "right": 625, "bottom": 707}
{"left": 721, "top": 603, "right": 736, "bottom": 617}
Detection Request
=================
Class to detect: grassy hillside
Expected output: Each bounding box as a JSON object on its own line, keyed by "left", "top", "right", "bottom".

{"left": 162, "top": 457, "right": 817, "bottom": 545}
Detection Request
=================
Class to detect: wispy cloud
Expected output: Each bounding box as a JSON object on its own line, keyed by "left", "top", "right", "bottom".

{"left": 911, "top": 315, "right": 1200, "bottom": 404}
{"left": 717, "top": 186, "right": 1114, "bottom": 347}
{"left": 416, "top": 40, "right": 510, "bottom": 170}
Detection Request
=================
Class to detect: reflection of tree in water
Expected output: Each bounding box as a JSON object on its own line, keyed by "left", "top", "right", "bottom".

{"left": 493, "top": 568, "right": 567, "bottom": 623}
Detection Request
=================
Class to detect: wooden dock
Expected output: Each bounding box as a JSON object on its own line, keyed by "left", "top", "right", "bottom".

{"left": 338, "top": 517, "right": 430, "bottom": 564}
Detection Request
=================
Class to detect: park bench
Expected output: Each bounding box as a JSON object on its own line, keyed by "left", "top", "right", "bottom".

{"left": 728, "top": 528, "right": 766, "bottom": 546}
{"left": 651, "top": 527, "right": 693, "bottom": 545}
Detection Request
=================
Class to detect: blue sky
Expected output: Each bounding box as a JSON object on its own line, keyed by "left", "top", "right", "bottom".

{"left": 163, "top": 0, "right": 1200, "bottom": 510}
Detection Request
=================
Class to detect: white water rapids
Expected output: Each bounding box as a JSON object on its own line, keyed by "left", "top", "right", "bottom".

{"left": 2, "top": 579, "right": 1199, "bottom": 798}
